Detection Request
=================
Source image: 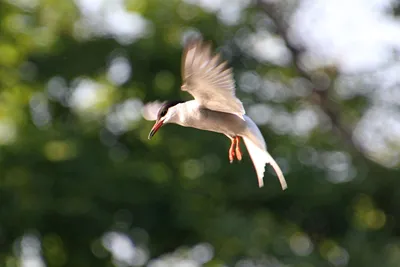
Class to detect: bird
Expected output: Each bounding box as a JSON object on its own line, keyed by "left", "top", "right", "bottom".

{"left": 142, "top": 38, "right": 287, "bottom": 190}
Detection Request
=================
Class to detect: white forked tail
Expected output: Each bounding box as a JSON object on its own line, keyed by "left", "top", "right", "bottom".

{"left": 242, "top": 136, "right": 287, "bottom": 190}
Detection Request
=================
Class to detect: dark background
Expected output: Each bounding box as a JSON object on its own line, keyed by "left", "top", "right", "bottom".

{"left": 1, "top": 0, "right": 400, "bottom": 266}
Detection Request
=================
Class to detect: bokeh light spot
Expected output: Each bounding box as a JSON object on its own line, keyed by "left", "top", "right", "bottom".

{"left": 289, "top": 232, "right": 314, "bottom": 256}
{"left": 44, "top": 141, "right": 77, "bottom": 162}
{"left": 154, "top": 71, "right": 175, "bottom": 94}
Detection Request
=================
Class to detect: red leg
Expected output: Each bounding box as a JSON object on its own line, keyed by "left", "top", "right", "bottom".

{"left": 235, "top": 136, "right": 242, "bottom": 161}
{"left": 229, "top": 137, "right": 236, "bottom": 163}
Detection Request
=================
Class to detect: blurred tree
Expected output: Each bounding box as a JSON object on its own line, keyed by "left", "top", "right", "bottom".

{"left": 0, "top": 0, "right": 400, "bottom": 267}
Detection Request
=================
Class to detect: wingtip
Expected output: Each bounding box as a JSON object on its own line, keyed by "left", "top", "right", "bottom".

{"left": 184, "top": 36, "right": 203, "bottom": 50}
{"left": 184, "top": 37, "right": 215, "bottom": 55}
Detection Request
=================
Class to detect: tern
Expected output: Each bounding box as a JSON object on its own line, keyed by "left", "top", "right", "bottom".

{"left": 142, "top": 39, "right": 287, "bottom": 190}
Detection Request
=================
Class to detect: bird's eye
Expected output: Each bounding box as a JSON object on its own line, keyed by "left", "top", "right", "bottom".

{"left": 160, "top": 110, "right": 167, "bottom": 117}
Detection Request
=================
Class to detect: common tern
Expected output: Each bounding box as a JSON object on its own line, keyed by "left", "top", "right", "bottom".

{"left": 142, "top": 39, "right": 287, "bottom": 190}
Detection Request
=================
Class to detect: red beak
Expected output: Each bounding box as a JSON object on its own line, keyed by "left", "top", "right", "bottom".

{"left": 148, "top": 119, "right": 164, "bottom": 139}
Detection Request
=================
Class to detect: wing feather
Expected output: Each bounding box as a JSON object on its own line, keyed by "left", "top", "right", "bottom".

{"left": 181, "top": 39, "right": 245, "bottom": 119}
{"left": 141, "top": 101, "right": 165, "bottom": 121}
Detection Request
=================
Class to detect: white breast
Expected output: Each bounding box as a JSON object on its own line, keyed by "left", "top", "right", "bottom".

{"left": 174, "top": 100, "right": 247, "bottom": 137}
{"left": 175, "top": 100, "right": 202, "bottom": 125}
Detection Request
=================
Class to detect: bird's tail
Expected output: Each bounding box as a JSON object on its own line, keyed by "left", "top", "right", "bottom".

{"left": 242, "top": 136, "right": 287, "bottom": 190}
{"left": 241, "top": 116, "right": 287, "bottom": 190}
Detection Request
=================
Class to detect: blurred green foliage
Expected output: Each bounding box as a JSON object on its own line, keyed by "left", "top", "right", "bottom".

{"left": 0, "top": 0, "right": 400, "bottom": 267}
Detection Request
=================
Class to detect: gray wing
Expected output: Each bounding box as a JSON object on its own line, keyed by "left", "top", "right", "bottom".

{"left": 141, "top": 101, "right": 165, "bottom": 121}
{"left": 181, "top": 39, "right": 245, "bottom": 119}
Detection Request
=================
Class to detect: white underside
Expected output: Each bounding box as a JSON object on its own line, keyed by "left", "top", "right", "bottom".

{"left": 160, "top": 100, "right": 288, "bottom": 190}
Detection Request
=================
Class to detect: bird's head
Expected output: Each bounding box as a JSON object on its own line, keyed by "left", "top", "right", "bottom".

{"left": 148, "top": 100, "right": 183, "bottom": 139}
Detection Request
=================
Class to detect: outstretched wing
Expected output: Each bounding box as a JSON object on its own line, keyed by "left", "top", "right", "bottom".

{"left": 141, "top": 101, "right": 165, "bottom": 121}
{"left": 181, "top": 39, "right": 245, "bottom": 119}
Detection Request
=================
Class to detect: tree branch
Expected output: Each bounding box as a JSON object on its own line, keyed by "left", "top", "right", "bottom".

{"left": 256, "top": 0, "right": 363, "bottom": 155}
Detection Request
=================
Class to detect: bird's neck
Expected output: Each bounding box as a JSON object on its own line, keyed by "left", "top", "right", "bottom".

{"left": 170, "top": 101, "right": 199, "bottom": 126}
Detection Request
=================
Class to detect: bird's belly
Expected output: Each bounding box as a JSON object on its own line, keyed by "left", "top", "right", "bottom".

{"left": 184, "top": 109, "right": 246, "bottom": 137}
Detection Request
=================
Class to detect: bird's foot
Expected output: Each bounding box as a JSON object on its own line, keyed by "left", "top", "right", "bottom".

{"left": 229, "top": 138, "right": 236, "bottom": 163}
{"left": 229, "top": 136, "right": 243, "bottom": 163}
{"left": 235, "top": 136, "right": 242, "bottom": 161}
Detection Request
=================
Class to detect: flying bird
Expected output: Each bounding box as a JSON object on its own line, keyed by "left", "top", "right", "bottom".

{"left": 142, "top": 39, "right": 287, "bottom": 190}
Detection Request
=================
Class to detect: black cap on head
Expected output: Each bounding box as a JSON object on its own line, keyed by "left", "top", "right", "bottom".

{"left": 157, "top": 100, "right": 184, "bottom": 120}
